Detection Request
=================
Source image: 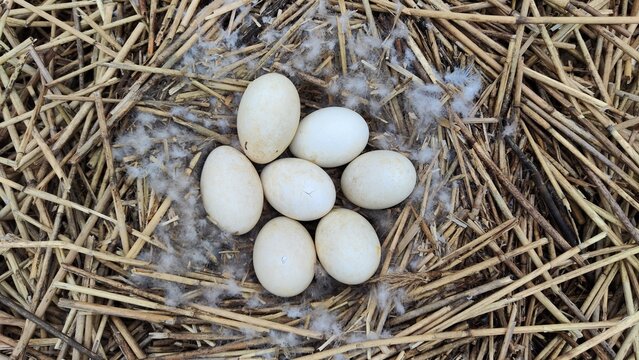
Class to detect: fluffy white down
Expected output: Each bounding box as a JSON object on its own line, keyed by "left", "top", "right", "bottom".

{"left": 290, "top": 107, "right": 369, "bottom": 168}
{"left": 253, "top": 217, "right": 316, "bottom": 297}
{"left": 315, "top": 208, "right": 381, "bottom": 285}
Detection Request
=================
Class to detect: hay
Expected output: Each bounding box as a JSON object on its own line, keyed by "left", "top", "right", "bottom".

{"left": 1, "top": 0, "right": 639, "bottom": 359}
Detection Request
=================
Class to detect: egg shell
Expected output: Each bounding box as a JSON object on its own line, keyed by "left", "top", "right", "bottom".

{"left": 253, "top": 217, "right": 316, "bottom": 297}
{"left": 315, "top": 208, "right": 380, "bottom": 285}
{"left": 289, "top": 107, "right": 369, "bottom": 168}
{"left": 200, "top": 146, "right": 263, "bottom": 235}
{"left": 341, "top": 150, "right": 416, "bottom": 209}
{"left": 261, "top": 158, "right": 336, "bottom": 221}
{"left": 237, "top": 73, "right": 300, "bottom": 164}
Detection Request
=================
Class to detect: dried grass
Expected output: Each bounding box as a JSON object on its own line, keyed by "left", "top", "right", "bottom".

{"left": 1, "top": 0, "right": 639, "bottom": 359}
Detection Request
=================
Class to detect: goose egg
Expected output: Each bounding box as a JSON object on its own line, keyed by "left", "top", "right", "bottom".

{"left": 341, "top": 150, "right": 416, "bottom": 209}
{"left": 289, "top": 107, "right": 369, "bottom": 167}
{"left": 237, "top": 73, "right": 300, "bottom": 164}
{"left": 261, "top": 158, "right": 336, "bottom": 221}
{"left": 253, "top": 217, "right": 316, "bottom": 297}
{"left": 315, "top": 208, "right": 380, "bottom": 285}
{"left": 200, "top": 146, "right": 263, "bottom": 235}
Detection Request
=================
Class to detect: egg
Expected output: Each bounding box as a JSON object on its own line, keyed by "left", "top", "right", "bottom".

{"left": 253, "top": 217, "right": 316, "bottom": 297}
{"left": 315, "top": 208, "right": 380, "bottom": 285}
{"left": 261, "top": 158, "right": 336, "bottom": 221}
{"left": 200, "top": 146, "right": 263, "bottom": 235}
{"left": 289, "top": 107, "right": 369, "bottom": 167}
{"left": 341, "top": 150, "right": 416, "bottom": 209}
{"left": 237, "top": 73, "right": 300, "bottom": 164}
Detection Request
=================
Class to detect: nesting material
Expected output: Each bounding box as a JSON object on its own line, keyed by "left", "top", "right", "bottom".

{"left": 1, "top": 0, "right": 639, "bottom": 359}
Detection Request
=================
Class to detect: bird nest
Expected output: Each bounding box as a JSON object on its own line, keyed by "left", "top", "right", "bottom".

{"left": 1, "top": 0, "right": 639, "bottom": 359}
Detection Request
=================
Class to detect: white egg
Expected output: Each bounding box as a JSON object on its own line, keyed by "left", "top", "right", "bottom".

{"left": 315, "top": 208, "right": 380, "bottom": 285}
{"left": 261, "top": 158, "right": 336, "bottom": 221}
{"left": 253, "top": 217, "right": 316, "bottom": 297}
{"left": 237, "top": 73, "right": 300, "bottom": 164}
{"left": 341, "top": 150, "right": 416, "bottom": 209}
{"left": 200, "top": 146, "right": 263, "bottom": 235}
{"left": 289, "top": 107, "right": 369, "bottom": 168}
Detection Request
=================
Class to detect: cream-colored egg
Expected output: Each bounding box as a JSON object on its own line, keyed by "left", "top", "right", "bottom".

{"left": 200, "top": 146, "right": 263, "bottom": 235}
{"left": 237, "top": 73, "right": 300, "bottom": 164}
{"left": 289, "top": 107, "right": 369, "bottom": 168}
{"left": 261, "top": 158, "right": 336, "bottom": 221}
{"left": 341, "top": 150, "right": 416, "bottom": 209}
{"left": 315, "top": 208, "right": 380, "bottom": 285}
{"left": 253, "top": 217, "right": 316, "bottom": 297}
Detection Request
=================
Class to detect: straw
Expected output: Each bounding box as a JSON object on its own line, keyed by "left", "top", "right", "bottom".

{"left": 1, "top": 0, "right": 638, "bottom": 358}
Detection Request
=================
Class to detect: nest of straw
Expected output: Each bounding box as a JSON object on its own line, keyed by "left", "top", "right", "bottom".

{"left": 1, "top": 0, "right": 639, "bottom": 359}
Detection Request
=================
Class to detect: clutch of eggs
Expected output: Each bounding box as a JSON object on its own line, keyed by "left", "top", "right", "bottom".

{"left": 200, "top": 73, "right": 417, "bottom": 297}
